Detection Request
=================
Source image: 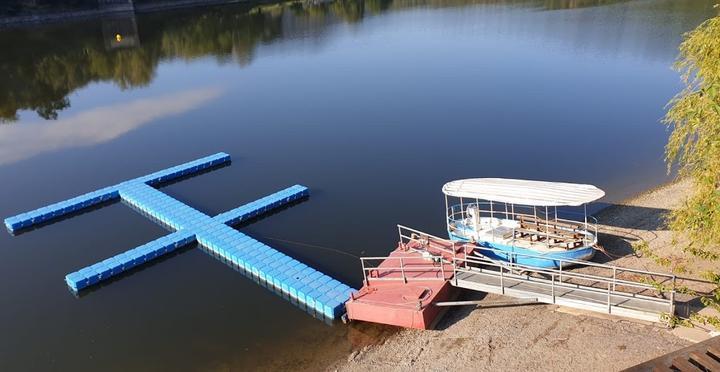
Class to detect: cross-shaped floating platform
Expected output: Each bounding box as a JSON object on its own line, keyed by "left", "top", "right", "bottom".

{"left": 4, "top": 153, "right": 354, "bottom": 320}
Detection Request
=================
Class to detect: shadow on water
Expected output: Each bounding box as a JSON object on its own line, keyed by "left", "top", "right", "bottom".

{"left": 8, "top": 198, "right": 120, "bottom": 236}
{"left": 73, "top": 241, "right": 199, "bottom": 298}
{"left": 197, "top": 242, "right": 340, "bottom": 325}
{"left": 72, "top": 193, "right": 315, "bottom": 311}
{"left": 230, "top": 195, "right": 310, "bottom": 227}
{"left": 74, "top": 232, "right": 343, "bottom": 325}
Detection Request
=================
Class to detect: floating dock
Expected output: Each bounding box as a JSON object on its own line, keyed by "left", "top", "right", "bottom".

{"left": 346, "top": 225, "right": 677, "bottom": 329}
{"left": 345, "top": 230, "right": 470, "bottom": 329}
{"left": 4, "top": 152, "right": 355, "bottom": 320}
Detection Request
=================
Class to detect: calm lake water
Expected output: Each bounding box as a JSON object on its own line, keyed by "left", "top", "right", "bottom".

{"left": 0, "top": 0, "right": 717, "bottom": 370}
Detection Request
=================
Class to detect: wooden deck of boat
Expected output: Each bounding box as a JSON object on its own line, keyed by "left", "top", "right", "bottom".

{"left": 453, "top": 268, "right": 671, "bottom": 322}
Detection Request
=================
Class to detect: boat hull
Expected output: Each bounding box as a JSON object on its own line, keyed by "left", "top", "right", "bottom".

{"left": 448, "top": 231, "right": 595, "bottom": 268}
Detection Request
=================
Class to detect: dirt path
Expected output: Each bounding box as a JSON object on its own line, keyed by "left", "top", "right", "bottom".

{"left": 332, "top": 179, "right": 710, "bottom": 371}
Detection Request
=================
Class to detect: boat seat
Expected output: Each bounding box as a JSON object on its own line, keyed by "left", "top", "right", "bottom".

{"left": 516, "top": 215, "right": 584, "bottom": 233}
{"left": 512, "top": 227, "right": 586, "bottom": 249}
{"left": 522, "top": 223, "right": 582, "bottom": 241}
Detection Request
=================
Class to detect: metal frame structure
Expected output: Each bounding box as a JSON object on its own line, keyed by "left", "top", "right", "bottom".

{"left": 377, "top": 225, "right": 677, "bottom": 321}
{"left": 445, "top": 198, "right": 599, "bottom": 249}
{"left": 441, "top": 179, "right": 604, "bottom": 257}
{"left": 446, "top": 201, "right": 598, "bottom": 247}
{"left": 360, "top": 255, "right": 448, "bottom": 284}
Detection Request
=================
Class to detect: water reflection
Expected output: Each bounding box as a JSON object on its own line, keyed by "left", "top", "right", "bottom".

{"left": 1, "top": 1, "right": 720, "bottom": 370}
{"left": 0, "top": 87, "right": 222, "bottom": 165}
{"left": 0, "top": 0, "right": 716, "bottom": 123}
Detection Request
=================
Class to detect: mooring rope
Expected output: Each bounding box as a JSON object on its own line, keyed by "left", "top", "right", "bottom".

{"left": 257, "top": 235, "right": 361, "bottom": 259}
{"left": 593, "top": 243, "right": 626, "bottom": 260}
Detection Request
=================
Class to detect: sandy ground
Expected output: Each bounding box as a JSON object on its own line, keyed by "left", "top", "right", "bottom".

{"left": 592, "top": 179, "right": 716, "bottom": 277}
{"left": 331, "top": 179, "right": 715, "bottom": 372}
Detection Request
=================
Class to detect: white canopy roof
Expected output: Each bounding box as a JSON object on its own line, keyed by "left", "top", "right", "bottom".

{"left": 442, "top": 178, "right": 605, "bottom": 207}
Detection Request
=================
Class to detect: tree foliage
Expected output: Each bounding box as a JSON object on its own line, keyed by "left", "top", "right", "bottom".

{"left": 664, "top": 16, "right": 720, "bottom": 256}
{"left": 663, "top": 14, "right": 720, "bottom": 329}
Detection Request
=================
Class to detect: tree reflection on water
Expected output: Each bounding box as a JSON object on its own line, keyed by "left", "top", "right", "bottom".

{"left": 0, "top": 0, "right": 716, "bottom": 123}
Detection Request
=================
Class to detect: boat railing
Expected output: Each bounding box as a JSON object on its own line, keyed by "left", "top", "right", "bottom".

{"left": 446, "top": 202, "right": 599, "bottom": 247}
{"left": 447, "top": 202, "right": 599, "bottom": 230}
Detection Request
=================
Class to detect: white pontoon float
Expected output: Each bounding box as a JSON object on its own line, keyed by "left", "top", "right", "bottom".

{"left": 442, "top": 178, "right": 605, "bottom": 268}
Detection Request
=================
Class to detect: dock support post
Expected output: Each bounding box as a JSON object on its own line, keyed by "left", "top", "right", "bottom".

{"left": 584, "top": 204, "right": 588, "bottom": 246}
{"left": 500, "top": 265, "right": 505, "bottom": 295}
{"left": 612, "top": 267, "right": 617, "bottom": 292}
{"left": 545, "top": 206, "right": 550, "bottom": 250}
{"left": 607, "top": 282, "right": 612, "bottom": 314}
{"left": 559, "top": 263, "right": 563, "bottom": 284}
{"left": 670, "top": 276, "right": 677, "bottom": 315}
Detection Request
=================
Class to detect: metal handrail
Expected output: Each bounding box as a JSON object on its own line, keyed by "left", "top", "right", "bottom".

{"left": 360, "top": 255, "right": 448, "bottom": 284}
{"left": 398, "top": 224, "right": 673, "bottom": 280}
{"left": 388, "top": 225, "right": 676, "bottom": 315}
{"left": 469, "top": 244, "right": 674, "bottom": 280}
{"left": 453, "top": 258, "right": 674, "bottom": 314}
{"left": 397, "top": 224, "right": 454, "bottom": 244}
{"left": 398, "top": 234, "right": 456, "bottom": 255}
{"left": 463, "top": 253, "right": 664, "bottom": 287}
{"left": 456, "top": 255, "right": 665, "bottom": 294}
{"left": 453, "top": 266, "right": 668, "bottom": 305}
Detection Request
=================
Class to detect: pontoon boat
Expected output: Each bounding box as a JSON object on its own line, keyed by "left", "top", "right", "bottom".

{"left": 442, "top": 178, "right": 604, "bottom": 268}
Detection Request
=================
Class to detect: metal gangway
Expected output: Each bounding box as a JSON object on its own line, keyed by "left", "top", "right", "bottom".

{"left": 396, "top": 225, "right": 676, "bottom": 323}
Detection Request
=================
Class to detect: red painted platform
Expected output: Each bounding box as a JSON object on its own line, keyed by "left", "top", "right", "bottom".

{"left": 345, "top": 236, "right": 473, "bottom": 329}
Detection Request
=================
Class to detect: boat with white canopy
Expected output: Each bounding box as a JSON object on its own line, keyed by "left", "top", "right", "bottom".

{"left": 442, "top": 178, "right": 605, "bottom": 268}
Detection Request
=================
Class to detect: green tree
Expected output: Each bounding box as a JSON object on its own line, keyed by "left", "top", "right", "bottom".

{"left": 664, "top": 14, "right": 720, "bottom": 327}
